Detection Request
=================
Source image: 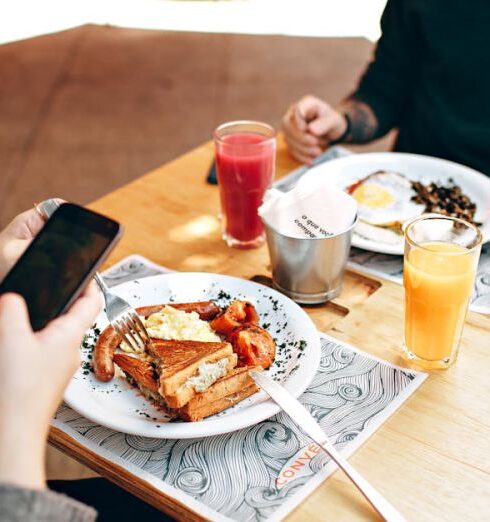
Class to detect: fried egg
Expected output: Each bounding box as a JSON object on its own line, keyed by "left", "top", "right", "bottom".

{"left": 350, "top": 171, "right": 424, "bottom": 227}
{"left": 354, "top": 221, "right": 403, "bottom": 245}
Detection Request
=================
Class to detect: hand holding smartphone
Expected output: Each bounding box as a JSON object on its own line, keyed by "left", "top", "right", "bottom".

{"left": 0, "top": 203, "right": 122, "bottom": 330}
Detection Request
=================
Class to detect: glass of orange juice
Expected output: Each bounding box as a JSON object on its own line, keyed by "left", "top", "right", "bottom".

{"left": 403, "top": 215, "right": 482, "bottom": 370}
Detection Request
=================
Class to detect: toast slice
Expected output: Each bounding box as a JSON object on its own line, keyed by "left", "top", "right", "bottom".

{"left": 147, "top": 339, "right": 237, "bottom": 406}
{"left": 180, "top": 384, "right": 258, "bottom": 422}
{"left": 165, "top": 350, "right": 238, "bottom": 409}
{"left": 178, "top": 366, "right": 259, "bottom": 421}
{"left": 180, "top": 366, "right": 257, "bottom": 410}
{"left": 113, "top": 354, "right": 168, "bottom": 410}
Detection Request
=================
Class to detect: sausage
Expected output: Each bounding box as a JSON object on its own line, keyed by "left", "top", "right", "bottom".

{"left": 135, "top": 302, "right": 220, "bottom": 321}
{"left": 229, "top": 324, "right": 276, "bottom": 369}
{"left": 210, "top": 300, "right": 259, "bottom": 335}
{"left": 93, "top": 300, "right": 221, "bottom": 382}
{"left": 171, "top": 301, "right": 221, "bottom": 321}
{"left": 135, "top": 304, "right": 165, "bottom": 318}
{"left": 93, "top": 325, "right": 120, "bottom": 382}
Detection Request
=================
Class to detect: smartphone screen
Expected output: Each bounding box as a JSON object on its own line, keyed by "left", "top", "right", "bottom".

{"left": 0, "top": 203, "right": 122, "bottom": 330}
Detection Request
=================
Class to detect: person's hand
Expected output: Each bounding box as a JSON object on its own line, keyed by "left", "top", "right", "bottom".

{"left": 0, "top": 285, "right": 101, "bottom": 489}
{"left": 0, "top": 209, "right": 45, "bottom": 281}
{"left": 282, "top": 95, "right": 347, "bottom": 164}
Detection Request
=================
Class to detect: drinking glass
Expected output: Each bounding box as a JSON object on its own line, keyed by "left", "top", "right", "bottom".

{"left": 403, "top": 215, "right": 482, "bottom": 370}
{"left": 214, "top": 121, "right": 276, "bottom": 249}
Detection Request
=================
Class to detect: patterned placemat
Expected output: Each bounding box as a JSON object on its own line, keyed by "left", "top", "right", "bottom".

{"left": 275, "top": 147, "right": 490, "bottom": 315}
{"left": 53, "top": 255, "right": 426, "bottom": 521}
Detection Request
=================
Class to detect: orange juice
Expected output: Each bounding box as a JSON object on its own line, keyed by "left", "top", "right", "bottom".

{"left": 404, "top": 242, "right": 475, "bottom": 367}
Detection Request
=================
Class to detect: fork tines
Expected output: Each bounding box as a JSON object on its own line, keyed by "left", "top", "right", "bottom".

{"left": 113, "top": 311, "right": 152, "bottom": 353}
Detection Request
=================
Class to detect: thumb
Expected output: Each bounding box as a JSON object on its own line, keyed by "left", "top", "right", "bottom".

{"left": 36, "top": 283, "right": 101, "bottom": 349}
{"left": 7, "top": 208, "right": 45, "bottom": 241}
{"left": 297, "top": 96, "right": 330, "bottom": 122}
{"left": 308, "top": 111, "right": 342, "bottom": 139}
{"left": 0, "top": 293, "right": 32, "bottom": 337}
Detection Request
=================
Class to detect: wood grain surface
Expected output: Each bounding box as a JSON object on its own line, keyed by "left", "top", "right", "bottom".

{"left": 49, "top": 135, "right": 490, "bottom": 521}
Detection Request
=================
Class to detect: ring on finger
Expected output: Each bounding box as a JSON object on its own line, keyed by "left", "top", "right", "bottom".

{"left": 33, "top": 202, "right": 48, "bottom": 221}
{"left": 33, "top": 199, "right": 60, "bottom": 221}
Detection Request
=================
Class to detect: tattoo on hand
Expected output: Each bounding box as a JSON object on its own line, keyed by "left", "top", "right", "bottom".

{"left": 341, "top": 99, "right": 379, "bottom": 144}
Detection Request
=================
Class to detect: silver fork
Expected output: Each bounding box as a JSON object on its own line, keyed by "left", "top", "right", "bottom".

{"left": 35, "top": 198, "right": 152, "bottom": 352}
{"left": 93, "top": 273, "right": 151, "bottom": 352}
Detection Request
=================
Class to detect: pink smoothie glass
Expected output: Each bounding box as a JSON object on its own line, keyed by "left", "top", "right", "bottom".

{"left": 214, "top": 121, "right": 276, "bottom": 249}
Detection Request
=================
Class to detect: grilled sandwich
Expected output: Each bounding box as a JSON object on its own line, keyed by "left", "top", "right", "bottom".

{"left": 113, "top": 352, "right": 258, "bottom": 421}
{"left": 146, "top": 339, "right": 238, "bottom": 408}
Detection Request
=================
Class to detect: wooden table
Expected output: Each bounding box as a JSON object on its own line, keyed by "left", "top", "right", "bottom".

{"left": 49, "top": 136, "right": 490, "bottom": 521}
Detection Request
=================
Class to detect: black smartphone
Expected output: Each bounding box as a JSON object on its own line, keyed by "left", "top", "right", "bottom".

{"left": 0, "top": 203, "right": 122, "bottom": 331}
{"left": 206, "top": 160, "right": 218, "bottom": 185}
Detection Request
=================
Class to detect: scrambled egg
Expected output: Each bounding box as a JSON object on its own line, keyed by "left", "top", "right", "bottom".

{"left": 144, "top": 305, "right": 220, "bottom": 342}
{"left": 118, "top": 305, "right": 220, "bottom": 354}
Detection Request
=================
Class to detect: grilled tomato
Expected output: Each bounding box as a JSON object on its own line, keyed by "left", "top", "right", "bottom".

{"left": 210, "top": 300, "right": 259, "bottom": 335}
{"left": 229, "top": 324, "right": 275, "bottom": 369}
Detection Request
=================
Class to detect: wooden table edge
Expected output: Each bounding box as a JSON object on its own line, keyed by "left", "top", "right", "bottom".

{"left": 49, "top": 425, "right": 206, "bottom": 521}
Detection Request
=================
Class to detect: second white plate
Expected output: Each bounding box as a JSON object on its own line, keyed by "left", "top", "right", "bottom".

{"left": 302, "top": 152, "right": 490, "bottom": 255}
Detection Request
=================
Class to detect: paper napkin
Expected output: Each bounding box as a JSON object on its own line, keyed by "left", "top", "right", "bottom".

{"left": 259, "top": 174, "right": 357, "bottom": 239}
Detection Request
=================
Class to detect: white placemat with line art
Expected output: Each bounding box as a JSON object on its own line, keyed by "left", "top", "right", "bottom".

{"left": 52, "top": 255, "right": 427, "bottom": 521}
{"left": 275, "top": 146, "right": 490, "bottom": 315}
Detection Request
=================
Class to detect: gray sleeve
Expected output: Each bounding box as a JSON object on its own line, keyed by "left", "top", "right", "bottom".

{"left": 0, "top": 483, "right": 97, "bottom": 522}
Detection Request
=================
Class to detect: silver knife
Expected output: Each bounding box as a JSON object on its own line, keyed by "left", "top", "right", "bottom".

{"left": 250, "top": 370, "right": 406, "bottom": 522}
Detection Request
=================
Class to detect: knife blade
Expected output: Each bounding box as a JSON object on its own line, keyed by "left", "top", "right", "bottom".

{"left": 249, "top": 370, "right": 406, "bottom": 522}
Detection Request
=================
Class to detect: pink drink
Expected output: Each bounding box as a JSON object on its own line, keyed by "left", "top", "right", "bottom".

{"left": 214, "top": 122, "right": 276, "bottom": 249}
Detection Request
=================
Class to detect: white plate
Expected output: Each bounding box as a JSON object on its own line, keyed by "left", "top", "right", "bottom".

{"left": 65, "top": 273, "right": 320, "bottom": 439}
{"left": 302, "top": 152, "right": 490, "bottom": 255}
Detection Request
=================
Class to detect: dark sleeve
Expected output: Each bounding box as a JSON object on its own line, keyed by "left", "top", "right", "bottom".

{"left": 351, "top": 0, "right": 422, "bottom": 135}
{"left": 0, "top": 483, "right": 97, "bottom": 522}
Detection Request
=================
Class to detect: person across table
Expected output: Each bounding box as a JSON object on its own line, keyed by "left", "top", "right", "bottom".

{"left": 282, "top": 0, "right": 490, "bottom": 176}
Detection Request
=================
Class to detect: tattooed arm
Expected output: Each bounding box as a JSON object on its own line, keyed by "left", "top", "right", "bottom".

{"left": 338, "top": 98, "right": 380, "bottom": 144}
{"left": 282, "top": 0, "right": 420, "bottom": 164}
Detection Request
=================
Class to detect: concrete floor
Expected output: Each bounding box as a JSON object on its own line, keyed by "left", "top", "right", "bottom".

{"left": 0, "top": 24, "right": 391, "bottom": 480}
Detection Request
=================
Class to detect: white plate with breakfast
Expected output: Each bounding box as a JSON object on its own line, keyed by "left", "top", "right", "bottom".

{"left": 65, "top": 272, "right": 321, "bottom": 438}
{"left": 301, "top": 152, "right": 490, "bottom": 255}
